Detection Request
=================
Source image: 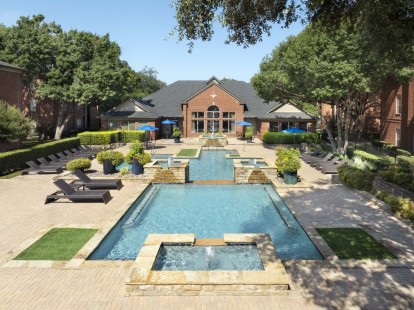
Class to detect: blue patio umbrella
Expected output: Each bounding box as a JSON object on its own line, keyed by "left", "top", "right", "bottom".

{"left": 235, "top": 121, "right": 252, "bottom": 126}
{"left": 161, "top": 119, "right": 176, "bottom": 125}
{"left": 136, "top": 125, "right": 159, "bottom": 131}
{"left": 281, "top": 127, "right": 306, "bottom": 133}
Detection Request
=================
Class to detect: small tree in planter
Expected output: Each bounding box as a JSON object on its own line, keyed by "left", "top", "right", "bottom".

{"left": 96, "top": 150, "right": 124, "bottom": 175}
{"left": 245, "top": 126, "right": 253, "bottom": 143}
{"left": 66, "top": 157, "right": 91, "bottom": 172}
{"left": 172, "top": 127, "right": 182, "bottom": 143}
{"left": 125, "top": 141, "right": 151, "bottom": 174}
{"left": 275, "top": 147, "right": 301, "bottom": 184}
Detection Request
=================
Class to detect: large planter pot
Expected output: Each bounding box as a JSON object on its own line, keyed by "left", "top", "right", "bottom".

{"left": 131, "top": 158, "right": 144, "bottom": 175}
{"left": 283, "top": 171, "right": 298, "bottom": 184}
{"left": 174, "top": 137, "right": 180, "bottom": 143}
{"left": 246, "top": 137, "right": 253, "bottom": 143}
{"left": 103, "top": 159, "right": 115, "bottom": 175}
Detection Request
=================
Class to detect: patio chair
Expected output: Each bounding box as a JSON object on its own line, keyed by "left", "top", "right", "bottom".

{"left": 320, "top": 160, "right": 349, "bottom": 174}
{"left": 73, "top": 169, "right": 123, "bottom": 190}
{"left": 70, "top": 148, "right": 94, "bottom": 158}
{"left": 309, "top": 153, "right": 336, "bottom": 167}
{"left": 37, "top": 157, "right": 67, "bottom": 169}
{"left": 63, "top": 150, "right": 89, "bottom": 158}
{"left": 314, "top": 156, "right": 341, "bottom": 170}
{"left": 45, "top": 179, "right": 112, "bottom": 204}
{"left": 48, "top": 154, "right": 72, "bottom": 163}
{"left": 26, "top": 161, "right": 63, "bottom": 174}
{"left": 79, "top": 145, "right": 98, "bottom": 155}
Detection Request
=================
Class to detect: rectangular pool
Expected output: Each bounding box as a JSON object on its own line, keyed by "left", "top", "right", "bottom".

{"left": 189, "top": 150, "right": 233, "bottom": 180}
{"left": 88, "top": 184, "right": 323, "bottom": 260}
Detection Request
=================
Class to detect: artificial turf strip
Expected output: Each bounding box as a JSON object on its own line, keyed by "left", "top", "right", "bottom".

{"left": 316, "top": 228, "right": 396, "bottom": 260}
{"left": 14, "top": 228, "right": 98, "bottom": 260}
{"left": 176, "top": 149, "right": 198, "bottom": 157}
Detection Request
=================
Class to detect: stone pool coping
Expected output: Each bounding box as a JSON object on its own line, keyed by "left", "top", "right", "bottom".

{"left": 126, "top": 233, "right": 290, "bottom": 296}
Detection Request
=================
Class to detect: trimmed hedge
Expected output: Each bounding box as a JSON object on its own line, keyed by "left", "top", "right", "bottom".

{"left": 352, "top": 150, "right": 389, "bottom": 170}
{"left": 0, "top": 137, "right": 80, "bottom": 175}
{"left": 77, "top": 130, "right": 145, "bottom": 145}
{"left": 397, "top": 155, "right": 414, "bottom": 172}
{"left": 262, "top": 132, "right": 318, "bottom": 144}
{"left": 338, "top": 165, "right": 376, "bottom": 191}
{"left": 374, "top": 190, "right": 414, "bottom": 221}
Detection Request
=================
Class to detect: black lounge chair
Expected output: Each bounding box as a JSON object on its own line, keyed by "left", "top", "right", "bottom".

{"left": 48, "top": 154, "right": 71, "bottom": 163}
{"left": 63, "top": 150, "right": 89, "bottom": 158}
{"left": 45, "top": 179, "right": 112, "bottom": 204}
{"left": 37, "top": 157, "right": 67, "bottom": 169}
{"left": 74, "top": 169, "right": 123, "bottom": 190}
{"left": 70, "top": 148, "right": 94, "bottom": 158}
{"left": 26, "top": 161, "right": 63, "bottom": 174}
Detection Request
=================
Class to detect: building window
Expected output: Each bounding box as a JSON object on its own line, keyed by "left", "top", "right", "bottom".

{"left": 396, "top": 94, "right": 402, "bottom": 115}
{"left": 396, "top": 128, "right": 401, "bottom": 147}
{"left": 269, "top": 122, "right": 279, "bottom": 132}
{"left": 207, "top": 120, "right": 219, "bottom": 132}
{"left": 76, "top": 118, "right": 82, "bottom": 129}
{"left": 192, "top": 112, "right": 204, "bottom": 118}
{"left": 223, "top": 112, "right": 235, "bottom": 119}
{"left": 222, "top": 120, "right": 235, "bottom": 133}
{"left": 191, "top": 120, "right": 205, "bottom": 133}
{"left": 207, "top": 105, "right": 220, "bottom": 118}
{"left": 29, "top": 99, "right": 37, "bottom": 112}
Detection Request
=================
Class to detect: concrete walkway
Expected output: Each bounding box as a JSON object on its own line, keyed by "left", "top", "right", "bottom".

{"left": 0, "top": 140, "right": 413, "bottom": 309}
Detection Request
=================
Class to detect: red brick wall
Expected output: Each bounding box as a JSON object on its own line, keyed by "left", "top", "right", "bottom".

{"left": 184, "top": 84, "right": 244, "bottom": 137}
{"left": 0, "top": 68, "right": 23, "bottom": 109}
{"left": 380, "top": 79, "right": 414, "bottom": 151}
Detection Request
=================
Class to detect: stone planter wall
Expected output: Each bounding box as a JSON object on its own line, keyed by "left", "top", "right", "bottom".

{"left": 373, "top": 176, "right": 414, "bottom": 201}
{"left": 234, "top": 160, "right": 277, "bottom": 184}
{"left": 199, "top": 135, "right": 228, "bottom": 146}
{"left": 145, "top": 160, "right": 189, "bottom": 183}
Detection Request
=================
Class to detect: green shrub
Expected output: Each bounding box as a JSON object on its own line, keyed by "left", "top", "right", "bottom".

{"left": 374, "top": 190, "right": 414, "bottom": 220}
{"left": 123, "top": 130, "right": 145, "bottom": 143}
{"left": 96, "top": 150, "right": 124, "bottom": 166}
{"left": 129, "top": 141, "right": 145, "bottom": 154}
{"left": 0, "top": 137, "right": 80, "bottom": 175}
{"left": 125, "top": 152, "right": 152, "bottom": 165}
{"left": 275, "top": 147, "right": 301, "bottom": 173}
{"left": 396, "top": 149, "right": 411, "bottom": 157}
{"left": 172, "top": 127, "right": 182, "bottom": 138}
{"left": 77, "top": 131, "right": 119, "bottom": 145}
{"left": 384, "top": 194, "right": 402, "bottom": 213}
{"left": 262, "top": 132, "right": 318, "bottom": 144}
{"left": 397, "top": 155, "right": 414, "bottom": 172}
{"left": 338, "top": 165, "right": 375, "bottom": 191}
{"left": 352, "top": 150, "right": 389, "bottom": 171}
{"left": 119, "top": 167, "right": 130, "bottom": 175}
{"left": 66, "top": 158, "right": 91, "bottom": 172}
{"left": 245, "top": 126, "right": 254, "bottom": 139}
{"left": 399, "top": 199, "right": 414, "bottom": 220}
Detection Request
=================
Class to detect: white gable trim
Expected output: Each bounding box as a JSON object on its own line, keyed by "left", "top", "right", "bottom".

{"left": 112, "top": 99, "right": 149, "bottom": 113}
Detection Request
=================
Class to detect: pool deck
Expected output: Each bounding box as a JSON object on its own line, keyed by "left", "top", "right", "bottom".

{"left": 0, "top": 138, "right": 413, "bottom": 309}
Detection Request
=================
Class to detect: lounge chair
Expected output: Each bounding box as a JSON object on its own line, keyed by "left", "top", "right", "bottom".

{"left": 73, "top": 169, "right": 123, "bottom": 190}
{"left": 63, "top": 150, "right": 89, "bottom": 158}
{"left": 315, "top": 156, "right": 341, "bottom": 170}
{"left": 320, "top": 160, "right": 349, "bottom": 174}
{"left": 26, "top": 161, "right": 63, "bottom": 174}
{"left": 37, "top": 157, "right": 67, "bottom": 169}
{"left": 48, "top": 154, "right": 71, "bottom": 163}
{"left": 70, "top": 148, "right": 94, "bottom": 158}
{"left": 45, "top": 179, "right": 112, "bottom": 204}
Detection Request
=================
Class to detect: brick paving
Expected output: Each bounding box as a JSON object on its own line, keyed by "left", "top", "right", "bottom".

{"left": 0, "top": 139, "right": 413, "bottom": 309}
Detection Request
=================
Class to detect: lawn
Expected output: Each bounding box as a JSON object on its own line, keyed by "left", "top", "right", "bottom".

{"left": 14, "top": 228, "right": 98, "bottom": 260}
{"left": 316, "top": 228, "right": 396, "bottom": 259}
{"left": 228, "top": 154, "right": 241, "bottom": 157}
{"left": 176, "top": 149, "right": 198, "bottom": 157}
{"left": 0, "top": 170, "right": 22, "bottom": 179}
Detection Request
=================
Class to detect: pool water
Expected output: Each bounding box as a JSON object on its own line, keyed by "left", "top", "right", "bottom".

{"left": 153, "top": 245, "right": 264, "bottom": 271}
{"left": 189, "top": 150, "right": 233, "bottom": 180}
{"left": 89, "top": 184, "right": 323, "bottom": 260}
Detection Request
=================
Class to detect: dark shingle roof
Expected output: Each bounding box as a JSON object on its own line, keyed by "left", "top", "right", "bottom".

{"left": 105, "top": 78, "right": 315, "bottom": 120}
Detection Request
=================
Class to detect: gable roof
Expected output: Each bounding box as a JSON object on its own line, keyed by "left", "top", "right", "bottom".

{"left": 103, "top": 77, "right": 316, "bottom": 121}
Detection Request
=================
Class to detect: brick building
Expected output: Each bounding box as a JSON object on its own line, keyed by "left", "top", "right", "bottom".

{"left": 101, "top": 77, "right": 316, "bottom": 139}
{"left": 380, "top": 78, "right": 414, "bottom": 152}
{"left": 0, "top": 61, "right": 23, "bottom": 109}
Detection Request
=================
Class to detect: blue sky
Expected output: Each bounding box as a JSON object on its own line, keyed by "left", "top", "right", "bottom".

{"left": 0, "top": 0, "right": 304, "bottom": 85}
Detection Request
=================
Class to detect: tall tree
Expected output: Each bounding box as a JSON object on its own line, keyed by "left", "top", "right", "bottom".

{"left": 173, "top": 0, "right": 414, "bottom": 71}
{"left": 252, "top": 22, "right": 383, "bottom": 154}
{"left": 0, "top": 100, "right": 32, "bottom": 143}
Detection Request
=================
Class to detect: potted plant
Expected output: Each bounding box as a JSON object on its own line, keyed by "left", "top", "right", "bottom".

{"left": 172, "top": 127, "right": 182, "bottom": 143}
{"left": 124, "top": 141, "right": 151, "bottom": 175}
{"left": 66, "top": 157, "right": 91, "bottom": 172}
{"left": 275, "top": 147, "right": 301, "bottom": 184}
{"left": 245, "top": 126, "right": 253, "bottom": 143}
{"left": 96, "top": 150, "right": 124, "bottom": 175}
{"left": 125, "top": 151, "right": 152, "bottom": 175}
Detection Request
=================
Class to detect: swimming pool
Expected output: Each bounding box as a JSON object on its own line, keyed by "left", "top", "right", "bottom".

{"left": 89, "top": 184, "right": 323, "bottom": 260}
{"left": 189, "top": 150, "right": 233, "bottom": 180}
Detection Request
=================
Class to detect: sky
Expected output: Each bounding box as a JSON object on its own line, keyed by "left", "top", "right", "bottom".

{"left": 0, "top": 0, "right": 304, "bottom": 85}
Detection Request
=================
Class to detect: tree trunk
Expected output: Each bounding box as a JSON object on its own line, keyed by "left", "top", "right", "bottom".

{"left": 320, "top": 115, "right": 337, "bottom": 153}
{"left": 54, "top": 104, "right": 66, "bottom": 140}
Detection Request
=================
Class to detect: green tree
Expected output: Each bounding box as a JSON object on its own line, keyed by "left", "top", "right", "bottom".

{"left": 252, "top": 22, "right": 383, "bottom": 154}
{"left": 0, "top": 100, "right": 32, "bottom": 142}
{"left": 173, "top": 0, "right": 413, "bottom": 63}
{"left": 125, "top": 66, "right": 166, "bottom": 99}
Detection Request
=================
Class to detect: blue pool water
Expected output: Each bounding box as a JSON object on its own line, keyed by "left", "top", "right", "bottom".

{"left": 89, "top": 184, "right": 323, "bottom": 260}
{"left": 153, "top": 245, "right": 264, "bottom": 270}
{"left": 189, "top": 150, "right": 233, "bottom": 180}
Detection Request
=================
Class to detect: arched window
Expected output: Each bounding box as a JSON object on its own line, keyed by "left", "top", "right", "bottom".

{"left": 207, "top": 105, "right": 220, "bottom": 118}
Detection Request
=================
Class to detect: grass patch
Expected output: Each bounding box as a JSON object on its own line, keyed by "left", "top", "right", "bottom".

{"left": 14, "top": 228, "right": 98, "bottom": 260}
{"left": 0, "top": 170, "right": 22, "bottom": 179}
{"left": 176, "top": 149, "right": 198, "bottom": 157}
{"left": 316, "top": 228, "right": 396, "bottom": 259}
{"left": 228, "top": 154, "right": 241, "bottom": 157}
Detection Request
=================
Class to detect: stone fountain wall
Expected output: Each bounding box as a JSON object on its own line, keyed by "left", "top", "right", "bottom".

{"left": 144, "top": 160, "right": 189, "bottom": 183}
{"left": 234, "top": 160, "right": 277, "bottom": 184}
{"left": 199, "top": 135, "right": 228, "bottom": 146}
